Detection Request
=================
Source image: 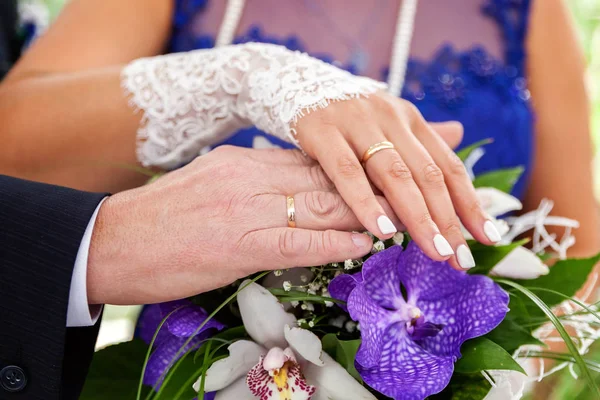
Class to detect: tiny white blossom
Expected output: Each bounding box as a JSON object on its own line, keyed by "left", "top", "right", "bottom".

{"left": 372, "top": 240, "right": 385, "bottom": 253}
{"left": 344, "top": 259, "right": 355, "bottom": 270}
{"left": 273, "top": 270, "right": 283, "bottom": 277}
{"left": 345, "top": 321, "right": 357, "bottom": 333}
{"left": 301, "top": 303, "right": 315, "bottom": 312}
{"left": 393, "top": 232, "right": 405, "bottom": 245}
{"left": 300, "top": 274, "right": 309, "bottom": 283}
{"left": 308, "top": 321, "right": 315, "bottom": 328}
{"left": 290, "top": 300, "right": 300, "bottom": 308}
{"left": 283, "top": 281, "right": 292, "bottom": 291}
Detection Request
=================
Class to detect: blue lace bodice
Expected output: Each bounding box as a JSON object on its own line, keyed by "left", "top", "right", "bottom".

{"left": 169, "top": 0, "right": 534, "bottom": 199}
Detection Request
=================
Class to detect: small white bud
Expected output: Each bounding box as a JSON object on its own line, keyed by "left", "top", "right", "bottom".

{"left": 345, "top": 321, "right": 357, "bottom": 333}
{"left": 283, "top": 281, "right": 292, "bottom": 292}
{"left": 393, "top": 232, "right": 405, "bottom": 246}
{"left": 308, "top": 321, "right": 315, "bottom": 328}
{"left": 273, "top": 270, "right": 283, "bottom": 277}
{"left": 372, "top": 240, "right": 385, "bottom": 253}
{"left": 290, "top": 301, "right": 299, "bottom": 308}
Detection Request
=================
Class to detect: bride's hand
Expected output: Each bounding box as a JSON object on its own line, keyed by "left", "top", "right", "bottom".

{"left": 86, "top": 146, "right": 400, "bottom": 305}
{"left": 295, "top": 92, "right": 502, "bottom": 269}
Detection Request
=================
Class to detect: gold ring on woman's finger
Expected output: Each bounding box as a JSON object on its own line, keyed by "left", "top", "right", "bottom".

{"left": 361, "top": 141, "right": 395, "bottom": 165}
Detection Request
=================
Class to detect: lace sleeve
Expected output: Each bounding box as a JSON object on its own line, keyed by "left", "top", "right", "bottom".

{"left": 122, "top": 43, "right": 386, "bottom": 169}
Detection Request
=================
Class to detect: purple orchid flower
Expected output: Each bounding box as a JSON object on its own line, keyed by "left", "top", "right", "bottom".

{"left": 138, "top": 300, "right": 225, "bottom": 388}
{"left": 329, "top": 242, "right": 509, "bottom": 400}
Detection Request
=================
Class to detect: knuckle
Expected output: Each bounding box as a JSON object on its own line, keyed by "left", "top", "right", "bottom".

{"left": 319, "top": 230, "right": 338, "bottom": 254}
{"left": 309, "top": 165, "right": 333, "bottom": 189}
{"left": 307, "top": 192, "right": 339, "bottom": 219}
{"left": 447, "top": 153, "right": 467, "bottom": 177}
{"left": 421, "top": 162, "right": 445, "bottom": 185}
{"left": 468, "top": 199, "right": 483, "bottom": 214}
{"left": 417, "top": 211, "right": 434, "bottom": 226}
{"left": 441, "top": 219, "right": 463, "bottom": 236}
{"left": 278, "top": 230, "right": 306, "bottom": 259}
{"left": 335, "top": 155, "right": 362, "bottom": 179}
{"left": 386, "top": 159, "right": 413, "bottom": 182}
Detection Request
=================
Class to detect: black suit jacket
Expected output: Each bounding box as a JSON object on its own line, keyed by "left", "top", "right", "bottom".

{"left": 0, "top": 175, "right": 107, "bottom": 400}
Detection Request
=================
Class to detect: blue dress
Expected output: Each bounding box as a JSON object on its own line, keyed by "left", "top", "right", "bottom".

{"left": 168, "top": 0, "right": 534, "bottom": 200}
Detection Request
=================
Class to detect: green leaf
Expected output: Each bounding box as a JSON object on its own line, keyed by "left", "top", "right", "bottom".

{"left": 517, "top": 254, "right": 600, "bottom": 319}
{"left": 504, "top": 294, "right": 531, "bottom": 323}
{"left": 472, "top": 167, "right": 524, "bottom": 193}
{"left": 429, "top": 373, "right": 491, "bottom": 400}
{"left": 456, "top": 139, "right": 493, "bottom": 162}
{"left": 81, "top": 339, "right": 152, "bottom": 400}
{"left": 321, "top": 334, "right": 362, "bottom": 383}
{"left": 454, "top": 338, "right": 526, "bottom": 374}
{"left": 467, "top": 239, "right": 529, "bottom": 275}
{"left": 484, "top": 319, "right": 544, "bottom": 354}
{"left": 497, "top": 279, "right": 600, "bottom": 397}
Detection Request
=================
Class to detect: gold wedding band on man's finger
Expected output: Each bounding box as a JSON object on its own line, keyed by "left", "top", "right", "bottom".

{"left": 286, "top": 195, "right": 296, "bottom": 228}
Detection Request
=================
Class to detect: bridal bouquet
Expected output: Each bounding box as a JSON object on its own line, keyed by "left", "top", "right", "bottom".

{"left": 81, "top": 142, "right": 600, "bottom": 400}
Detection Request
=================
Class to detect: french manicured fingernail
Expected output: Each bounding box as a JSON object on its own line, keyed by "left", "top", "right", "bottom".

{"left": 377, "top": 215, "right": 397, "bottom": 235}
{"left": 352, "top": 233, "right": 371, "bottom": 248}
{"left": 433, "top": 234, "right": 454, "bottom": 257}
{"left": 457, "top": 244, "right": 476, "bottom": 269}
{"left": 484, "top": 220, "right": 502, "bottom": 243}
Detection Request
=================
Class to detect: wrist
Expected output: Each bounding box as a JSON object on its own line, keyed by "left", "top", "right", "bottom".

{"left": 86, "top": 194, "right": 125, "bottom": 305}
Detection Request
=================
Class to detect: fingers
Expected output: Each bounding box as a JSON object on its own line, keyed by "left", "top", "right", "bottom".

{"left": 246, "top": 228, "right": 373, "bottom": 269}
{"left": 428, "top": 121, "right": 464, "bottom": 150}
{"left": 310, "top": 132, "right": 398, "bottom": 239}
{"left": 270, "top": 192, "right": 404, "bottom": 231}
{"left": 265, "top": 163, "right": 335, "bottom": 193}
{"left": 410, "top": 122, "right": 500, "bottom": 247}
{"left": 386, "top": 129, "right": 473, "bottom": 270}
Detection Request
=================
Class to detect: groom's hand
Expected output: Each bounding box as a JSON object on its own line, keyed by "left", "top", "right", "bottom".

{"left": 85, "top": 146, "right": 400, "bottom": 305}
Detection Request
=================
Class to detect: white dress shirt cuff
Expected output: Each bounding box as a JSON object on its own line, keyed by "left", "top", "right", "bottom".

{"left": 66, "top": 197, "right": 107, "bottom": 327}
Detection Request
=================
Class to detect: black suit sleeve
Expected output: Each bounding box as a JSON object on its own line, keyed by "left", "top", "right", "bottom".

{"left": 0, "top": 175, "right": 108, "bottom": 400}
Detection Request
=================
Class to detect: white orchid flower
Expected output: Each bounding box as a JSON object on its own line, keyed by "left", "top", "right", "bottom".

{"left": 463, "top": 187, "right": 523, "bottom": 240}
{"left": 489, "top": 246, "right": 549, "bottom": 280}
{"left": 194, "top": 280, "right": 375, "bottom": 400}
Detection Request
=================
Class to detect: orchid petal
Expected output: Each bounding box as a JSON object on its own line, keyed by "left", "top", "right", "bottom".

{"left": 328, "top": 272, "right": 361, "bottom": 311}
{"left": 360, "top": 245, "right": 405, "bottom": 309}
{"left": 357, "top": 322, "right": 454, "bottom": 400}
{"left": 200, "top": 340, "right": 266, "bottom": 392}
{"left": 417, "top": 273, "right": 509, "bottom": 359}
{"left": 247, "top": 356, "right": 315, "bottom": 400}
{"left": 477, "top": 187, "right": 523, "bottom": 217}
{"left": 284, "top": 325, "right": 324, "bottom": 366}
{"left": 213, "top": 377, "right": 255, "bottom": 400}
{"left": 347, "top": 285, "right": 396, "bottom": 368}
{"left": 490, "top": 246, "right": 549, "bottom": 280}
{"left": 303, "top": 352, "right": 376, "bottom": 400}
{"left": 396, "top": 242, "right": 467, "bottom": 302}
{"left": 238, "top": 280, "right": 297, "bottom": 348}
{"left": 144, "top": 335, "right": 205, "bottom": 387}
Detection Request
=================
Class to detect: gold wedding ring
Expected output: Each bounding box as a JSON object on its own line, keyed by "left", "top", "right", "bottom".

{"left": 286, "top": 196, "right": 296, "bottom": 228}
{"left": 361, "top": 141, "right": 395, "bottom": 164}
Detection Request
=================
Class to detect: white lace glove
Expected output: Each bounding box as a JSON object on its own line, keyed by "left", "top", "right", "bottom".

{"left": 122, "top": 42, "right": 386, "bottom": 169}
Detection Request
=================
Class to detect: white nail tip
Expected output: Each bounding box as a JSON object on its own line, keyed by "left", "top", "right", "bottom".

{"left": 457, "top": 245, "right": 476, "bottom": 269}
{"left": 433, "top": 234, "right": 454, "bottom": 257}
{"left": 377, "top": 215, "right": 397, "bottom": 235}
{"left": 484, "top": 220, "right": 502, "bottom": 243}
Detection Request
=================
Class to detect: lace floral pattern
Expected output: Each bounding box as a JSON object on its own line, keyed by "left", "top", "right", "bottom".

{"left": 122, "top": 43, "right": 385, "bottom": 168}
{"left": 168, "top": 0, "right": 535, "bottom": 199}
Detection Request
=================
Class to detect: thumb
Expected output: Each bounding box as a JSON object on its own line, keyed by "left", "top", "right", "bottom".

{"left": 429, "top": 121, "right": 464, "bottom": 150}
